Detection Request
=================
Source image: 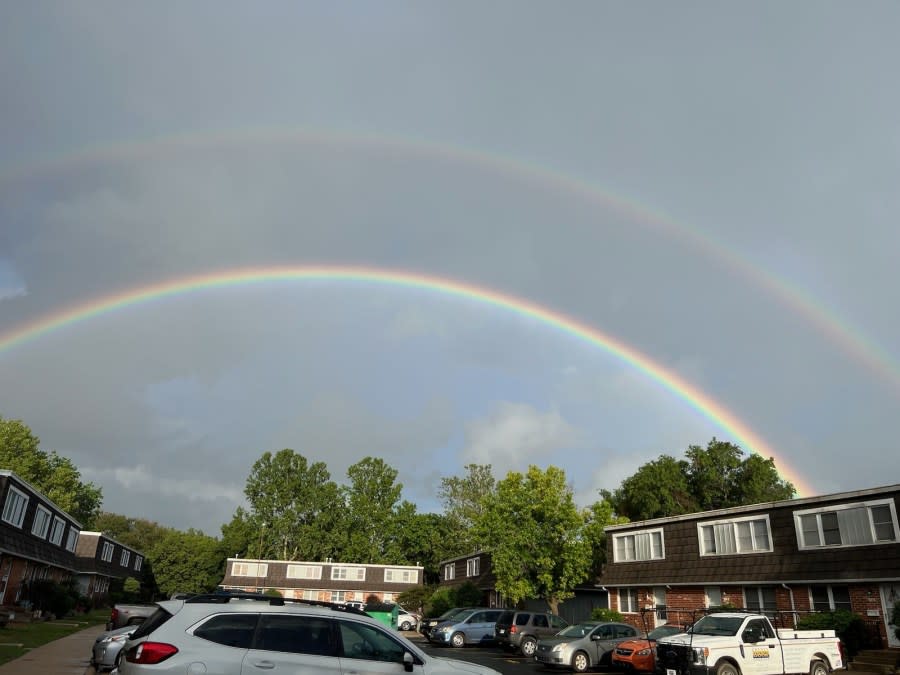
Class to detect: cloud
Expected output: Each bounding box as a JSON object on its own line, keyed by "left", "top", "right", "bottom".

{"left": 82, "top": 464, "right": 244, "bottom": 504}
{"left": 462, "top": 402, "right": 577, "bottom": 473}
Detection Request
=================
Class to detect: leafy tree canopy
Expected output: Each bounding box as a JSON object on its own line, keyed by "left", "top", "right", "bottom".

{"left": 0, "top": 416, "right": 102, "bottom": 525}
{"left": 475, "top": 465, "right": 591, "bottom": 615}
{"left": 438, "top": 463, "right": 495, "bottom": 554}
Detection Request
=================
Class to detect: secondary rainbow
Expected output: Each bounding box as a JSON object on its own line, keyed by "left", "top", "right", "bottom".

{"left": 0, "top": 265, "right": 813, "bottom": 496}
{"left": 2, "top": 128, "right": 897, "bottom": 397}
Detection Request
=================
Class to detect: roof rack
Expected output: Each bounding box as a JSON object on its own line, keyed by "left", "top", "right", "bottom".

{"left": 184, "top": 593, "right": 369, "bottom": 615}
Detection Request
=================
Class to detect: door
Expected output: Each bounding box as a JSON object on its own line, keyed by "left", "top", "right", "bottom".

{"left": 738, "top": 618, "right": 783, "bottom": 675}
{"left": 242, "top": 613, "right": 342, "bottom": 675}
{"left": 881, "top": 584, "right": 900, "bottom": 648}
{"left": 337, "top": 619, "right": 417, "bottom": 675}
{"left": 589, "top": 624, "right": 619, "bottom": 665}
{"left": 653, "top": 587, "right": 668, "bottom": 628}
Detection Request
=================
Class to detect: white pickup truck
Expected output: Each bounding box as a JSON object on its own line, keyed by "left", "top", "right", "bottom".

{"left": 654, "top": 612, "right": 845, "bottom": 675}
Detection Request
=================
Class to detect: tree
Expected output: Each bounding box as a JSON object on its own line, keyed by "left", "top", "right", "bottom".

{"left": 604, "top": 439, "right": 795, "bottom": 520}
{"left": 475, "top": 465, "right": 592, "bottom": 615}
{"left": 91, "top": 512, "right": 170, "bottom": 551}
{"left": 220, "top": 507, "right": 256, "bottom": 559}
{"left": 149, "top": 529, "right": 223, "bottom": 597}
{"left": 341, "top": 457, "right": 403, "bottom": 563}
{"left": 438, "top": 464, "right": 496, "bottom": 554}
{"left": 583, "top": 498, "right": 629, "bottom": 574}
{"left": 602, "top": 455, "right": 695, "bottom": 521}
{"left": 0, "top": 416, "right": 102, "bottom": 524}
{"left": 386, "top": 506, "right": 458, "bottom": 583}
{"left": 244, "top": 449, "right": 343, "bottom": 561}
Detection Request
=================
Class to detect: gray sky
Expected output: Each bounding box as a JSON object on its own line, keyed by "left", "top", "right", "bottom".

{"left": 1, "top": 2, "right": 898, "bottom": 535}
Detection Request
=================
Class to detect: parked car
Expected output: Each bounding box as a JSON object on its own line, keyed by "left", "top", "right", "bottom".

{"left": 494, "top": 609, "right": 569, "bottom": 656}
{"left": 116, "top": 592, "right": 502, "bottom": 675}
{"left": 419, "top": 606, "right": 471, "bottom": 639}
{"left": 91, "top": 624, "right": 139, "bottom": 672}
{"left": 534, "top": 620, "right": 639, "bottom": 672}
{"left": 611, "top": 624, "right": 684, "bottom": 672}
{"left": 397, "top": 608, "right": 421, "bottom": 631}
{"left": 107, "top": 603, "right": 156, "bottom": 630}
{"left": 429, "top": 608, "right": 506, "bottom": 648}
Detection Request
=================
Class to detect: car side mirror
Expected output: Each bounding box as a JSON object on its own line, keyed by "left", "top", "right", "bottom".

{"left": 403, "top": 651, "right": 414, "bottom": 672}
{"left": 591, "top": 634, "right": 600, "bottom": 641}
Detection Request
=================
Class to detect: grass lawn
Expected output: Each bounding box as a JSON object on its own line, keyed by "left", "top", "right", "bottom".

{"left": 0, "top": 608, "right": 109, "bottom": 666}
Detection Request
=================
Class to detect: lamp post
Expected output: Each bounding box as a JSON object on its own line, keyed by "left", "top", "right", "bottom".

{"left": 256, "top": 522, "right": 267, "bottom": 593}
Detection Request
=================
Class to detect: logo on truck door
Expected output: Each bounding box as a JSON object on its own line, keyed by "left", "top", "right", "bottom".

{"left": 752, "top": 648, "right": 770, "bottom": 659}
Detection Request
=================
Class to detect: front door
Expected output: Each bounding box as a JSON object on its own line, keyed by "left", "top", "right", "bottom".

{"left": 880, "top": 584, "right": 900, "bottom": 648}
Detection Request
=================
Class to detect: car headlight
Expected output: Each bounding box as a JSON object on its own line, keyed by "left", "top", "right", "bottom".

{"left": 551, "top": 643, "right": 565, "bottom": 652}
{"left": 637, "top": 648, "right": 652, "bottom": 656}
{"left": 439, "top": 626, "right": 452, "bottom": 633}
{"left": 692, "top": 647, "right": 709, "bottom": 665}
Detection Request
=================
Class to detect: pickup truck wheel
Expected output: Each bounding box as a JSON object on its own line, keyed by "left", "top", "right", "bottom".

{"left": 716, "top": 661, "right": 740, "bottom": 675}
{"left": 572, "top": 650, "right": 590, "bottom": 673}
{"left": 810, "top": 659, "right": 829, "bottom": 675}
{"left": 521, "top": 636, "right": 537, "bottom": 657}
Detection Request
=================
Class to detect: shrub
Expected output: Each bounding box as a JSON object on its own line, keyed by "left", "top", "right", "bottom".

{"left": 796, "top": 610, "right": 867, "bottom": 658}
{"left": 892, "top": 602, "right": 900, "bottom": 641}
{"left": 263, "top": 588, "right": 282, "bottom": 597}
{"left": 454, "top": 581, "right": 483, "bottom": 607}
{"left": 427, "top": 587, "right": 458, "bottom": 617}
{"left": 592, "top": 607, "right": 625, "bottom": 622}
{"left": 26, "top": 580, "right": 77, "bottom": 618}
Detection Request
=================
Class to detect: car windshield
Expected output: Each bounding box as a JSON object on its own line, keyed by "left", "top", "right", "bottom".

{"left": 690, "top": 616, "right": 745, "bottom": 636}
{"left": 649, "top": 625, "right": 683, "bottom": 640}
{"left": 557, "top": 623, "right": 597, "bottom": 638}
{"left": 449, "top": 609, "right": 476, "bottom": 622}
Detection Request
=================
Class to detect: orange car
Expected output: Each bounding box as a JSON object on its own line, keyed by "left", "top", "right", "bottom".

{"left": 612, "top": 624, "right": 685, "bottom": 672}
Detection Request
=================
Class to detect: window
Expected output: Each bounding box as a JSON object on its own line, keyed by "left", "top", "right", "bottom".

{"left": 339, "top": 620, "right": 409, "bottom": 664}
{"left": 1, "top": 486, "right": 29, "bottom": 528}
{"left": 287, "top": 565, "right": 322, "bottom": 580}
{"left": 194, "top": 613, "right": 258, "bottom": 649}
{"left": 613, "top": 528, "right": 665, "bottom": 562}
{"left": 810, "top": 585, "right": 851, "bottom": 612}
{"left": 232, "top": 562, "right": 268, "bottom": 577}
{"left": 384, "top": 568, "right": 418, "bottom": 583}
{"left": 619, "top": 588, "right": 638, "bottom": 613}
{"left": 744, "top": 586, "right": 777, "bottom": 615}
{"left": 795, "top": 499, "right": 899, "bottom": 549}
{"left": 48, "top": 516, "right": 66, "bottom": 545}
{"left": 443, "top": 563, "right": 455, "bottom": 581}
{"left": 65, "top": 528, "right": 78, "bottom": 552}
{"left": 332, "top": 590, "right": 347, "bottom": 602}
{"left": 706, "top": 586, "right": 723, "bottom": 608}
{"left": 101, "top": 542, "right": 115, "bottom": 562}
{"left": 302, "top": 589, "right": 318, "bottom": 600}
{"left": 331, "top": 566, "right": 365, "bottom": 581}
{"left": 466, "top": 557, "right": 480, "bottom": 576}
{"left": 255, "top": 614, "right": 336, "bottom": 656}
{"left": 134, "top": 555, "right": 143, "bottom": 571}
{"left": 120, "top": 550, "right": 131, "bottom": 566}
{"left": 31, "top": 505, "right": 52, "bottom": 538}
{"left": 698, "top": 516, "right": 772, "bottom": 555}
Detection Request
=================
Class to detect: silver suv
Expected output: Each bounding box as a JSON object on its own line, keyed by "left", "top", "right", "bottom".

{"left": 117, "top": 593, "right": 502, "bottom": 675}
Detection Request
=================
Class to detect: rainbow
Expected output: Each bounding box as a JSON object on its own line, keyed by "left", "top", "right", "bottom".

{"left": 0, "top": 265, "right": 813, "bottom": 497}
{"left": 2, "top": 128, "right": 897, "bottom": 397}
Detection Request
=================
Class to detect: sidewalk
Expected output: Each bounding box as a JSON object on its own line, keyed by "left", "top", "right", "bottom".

{"left": 0, "top": 622, "right": 105, "bottom": 675}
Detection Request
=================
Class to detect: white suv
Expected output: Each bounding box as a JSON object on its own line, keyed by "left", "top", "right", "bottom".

{"left": 117, "top": 593, "right": 501, "bottom": 674}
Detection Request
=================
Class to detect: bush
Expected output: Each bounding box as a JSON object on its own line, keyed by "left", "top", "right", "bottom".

{"left": 26, "top": 580, "right": 78, "bottom": 618}
{"left": 592, "top": 607, "right": 625, "bottom": 622}
{"left": 397, "top": 585, "right": 433, "bottom": 615}
{"left": 263, "top": 588, "right": 282, "bottom": 597}
{"left": 796, "top": 610, "right": 867, "bottom": 659}
{"left": 892, "top": 602, "right": 900, "bottom": 642}
{"left": 426, "top": 587, "right": 458, "bottom": 617}
{"left": 455, "top": 581, "right": 483, "bottom": 607}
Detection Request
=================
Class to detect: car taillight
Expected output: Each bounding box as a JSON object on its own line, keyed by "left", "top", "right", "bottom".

{"left": 126, "top": 642, "right": 179, "bottom": 664}
{"left": 838, "top": 641, "right": 846, "bottom": 666}
{"left": 110, "top": 608, "right": 119, "bottom": 623}
{"left": 509, "top": 626, "right": 517, "bottom": 633}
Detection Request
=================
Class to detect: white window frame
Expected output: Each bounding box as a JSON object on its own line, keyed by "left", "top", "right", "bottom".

{"left": 384, "top": 568, "right": 418, "bottom": 583}
{"left": 31, "top": 505, "right": 52, "bottom": 538}
{"left": 794, "top": 498, "right": 900, "bottom": 550}
{"left": 331, "top": 566, "right": 366, "bottom": 581}
{"left": 134, "top": 555, "right": 143, "bottom": 571}
{"left": 48, "top": 516, "right": 66, "bottom": 545}
{"left": 2, "top": 486, "right": 29, "bottom": 528}
{"left": 232, "top": 562, "right": 268, "bottom": 577}
{"left": 65, "top": 528, "right": 79, "bottom": 552}
{"left": 466, "top": 557, "right": 480, "bottom": 577}
{"left": 618, "top": 587, "right": 638, "bottom": 613}
{"left": 443, "top": 563, "right": 455, "bottom": 581}
{"left": 697, "top": 515, "right": 773, "bottom": 556}
{"left": 613, "top": 528, "right": 665, "bottom": 562}
{"left": 287, "top": 564, "right": 322, "bottom": 580}
{"left": 101, "top": 542, "right": 115, "bottom": 562}
{"left": 809, "top": 585, "right": 852, "bottom": 612}
{"left": 705, "top": 586, "right": 723, "bottom": 608}
{"left": 120, "top": 550, "right": 131, "bottom": 567}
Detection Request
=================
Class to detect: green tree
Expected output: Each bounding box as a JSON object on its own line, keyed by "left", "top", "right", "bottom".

{"left": 244, "top": 449, "right": 343, "bottom": 561}
{"left": 438, "top": 464, "right": 496, "bottom": 554}
{"left": 0, "top": 416, "right": 102, "bottom": 524}
{"left": 475, "top": 465, "right": 591, "bottom": 615}
{"left": 149, "top": 529, "right": 223, "bottom": 597}
{"left": 386, "top": 507, "right": 458, "bottom": 583}
{"left": 602, "top": 454, "right": 694, "bottom": 521}
{"left": 220, "top": 506, "right": 256, "bottom": 559}
{"left": 91, "top": 512, "right": 169, "bottom": 551}
{"left": 341, "top": 457, "right": 403, "bottom": 563}
{"left": 583, "top": 498, "right": 629, "bottom": 574}
{"left": 397, "top": 585, "right": 434, "bottom": 615}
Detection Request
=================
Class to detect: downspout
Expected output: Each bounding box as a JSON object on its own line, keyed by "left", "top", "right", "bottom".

{"left": 781, "top": 584, "right": 795, "bottom": 675}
